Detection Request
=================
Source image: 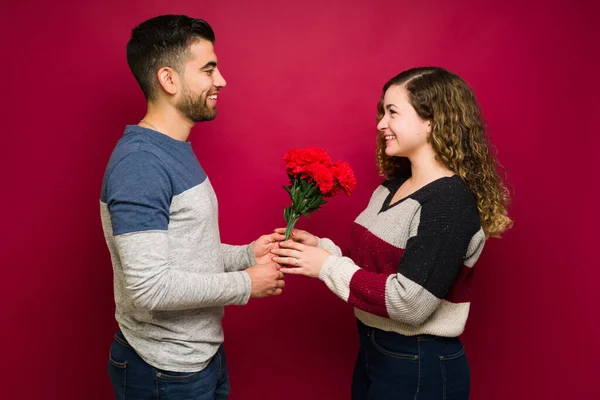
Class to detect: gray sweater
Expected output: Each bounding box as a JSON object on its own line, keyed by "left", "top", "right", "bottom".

{"left": 100, "top": 125, "right": 253, "bottom": 372}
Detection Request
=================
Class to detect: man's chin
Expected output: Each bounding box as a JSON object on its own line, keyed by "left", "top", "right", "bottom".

{"left": 196, "top": 112, "right": 216, "bottom": 122}
{"left": 189, "top": 110, "right": 217, "bottom": 123}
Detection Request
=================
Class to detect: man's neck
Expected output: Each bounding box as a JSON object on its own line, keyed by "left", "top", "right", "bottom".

{"left": 139, "top": 102, "right": 194, "bottom": 142}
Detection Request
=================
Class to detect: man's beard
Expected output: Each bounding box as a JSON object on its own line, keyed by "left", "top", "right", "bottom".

{"left": 176, "top": 83, "right": 216, "bottom": 122}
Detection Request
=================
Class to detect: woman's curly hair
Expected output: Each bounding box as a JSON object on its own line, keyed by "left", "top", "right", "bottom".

{"left": 376, "top": 67, "right": 512, "bottom": 238}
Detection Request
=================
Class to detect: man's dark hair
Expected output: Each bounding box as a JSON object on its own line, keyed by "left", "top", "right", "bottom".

{"left": 126, "top": 15, "right": 215, "bottom": 100}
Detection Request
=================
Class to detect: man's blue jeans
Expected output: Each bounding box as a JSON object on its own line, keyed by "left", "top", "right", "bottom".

{"left": 108, "top": 331, "right": 230, "bottom": 400}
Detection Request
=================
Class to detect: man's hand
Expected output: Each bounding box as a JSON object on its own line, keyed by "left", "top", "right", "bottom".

{"left": 246, "top": 262, "right": 286, "bottom": 298}
{"left": 251, "top": 232, "right": 286, "bottom": 264}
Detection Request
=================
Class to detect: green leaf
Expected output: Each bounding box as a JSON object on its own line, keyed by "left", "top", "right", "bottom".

{"left": 284, "top": 206, "right": 291, "bottom": 222}
{"left": 305, "top": 194, "right": 322, "bottom": 210}
{"left": 283, "top": 185, "right": 293, "bottom": 197}
{"left": 300, "top": 179, "right": 307, "bottom": 191}
{"left": 292, "top": 187, "right": 302, "bottom": 206}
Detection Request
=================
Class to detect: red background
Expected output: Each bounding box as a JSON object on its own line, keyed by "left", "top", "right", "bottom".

{"left": 2, "top": 0, "right": 598, "bottom": 399}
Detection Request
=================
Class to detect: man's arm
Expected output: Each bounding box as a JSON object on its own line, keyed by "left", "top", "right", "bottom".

{"left": 221, "top": 244, "right": 256, "bottom": 272}
{"left": 106, "top": 151, "right": 251, "bottom": 310}
{"left": 221, "top": 232, "right": 285, "bottom": 272}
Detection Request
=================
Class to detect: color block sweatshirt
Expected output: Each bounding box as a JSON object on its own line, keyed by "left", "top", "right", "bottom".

{"left": 318, "top": 176, "right": 485, "bottom": 337}
{"left": 100, "top": 125, "right": 254, "bottom": 372}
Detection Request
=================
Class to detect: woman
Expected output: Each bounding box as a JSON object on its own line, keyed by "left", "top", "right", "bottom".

{"left": 272, "top": 67, "right": 512, "bottom": 399}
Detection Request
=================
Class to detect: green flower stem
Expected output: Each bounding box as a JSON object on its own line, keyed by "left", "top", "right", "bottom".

{"left": 283, "top": 178, "right": 326, "bottom": 240}
{"left": 284, "top": 214, "right": 301, "bottom": 241}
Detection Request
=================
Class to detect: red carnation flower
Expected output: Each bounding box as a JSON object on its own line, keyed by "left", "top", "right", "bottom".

{"left": 284, "top": 147, "right": 332, "bottom": 176}
{"left": 281, "top": 148, "right": 356, "bottom": 239}
{"left": 304, "top": 163, "right": 335, "bottom": 194}
{"left": 331, "top": 161, "right": 357, "bottom": 196}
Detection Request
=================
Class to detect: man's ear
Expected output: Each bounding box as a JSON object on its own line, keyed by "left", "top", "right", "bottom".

{"left": 156, "top": 67, "right": 179, "bottom": 95}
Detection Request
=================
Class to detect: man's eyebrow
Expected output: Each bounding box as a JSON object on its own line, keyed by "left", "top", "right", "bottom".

{"left": 200, "top": 61, "right": 217, "bottom": 70}
{"left": 385, "top": 104, "right": 398, "bottom": 110}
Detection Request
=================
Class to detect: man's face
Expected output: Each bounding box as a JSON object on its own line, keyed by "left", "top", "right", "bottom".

{"left": 176, "top": 39, "right": 226, "bottom": 122}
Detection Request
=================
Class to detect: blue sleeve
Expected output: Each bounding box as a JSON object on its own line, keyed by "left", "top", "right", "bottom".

{"left": 105, "top": 151, "right": 172, "bottom": 235}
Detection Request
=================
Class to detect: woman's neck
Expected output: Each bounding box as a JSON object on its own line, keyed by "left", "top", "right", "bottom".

{"left": 407, "top": 146, "right": 454, "bottom": 185}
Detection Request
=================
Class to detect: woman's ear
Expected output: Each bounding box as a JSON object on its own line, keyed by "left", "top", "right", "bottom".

{"left": 422, "top": 119, "right": 432, "bottom": 136}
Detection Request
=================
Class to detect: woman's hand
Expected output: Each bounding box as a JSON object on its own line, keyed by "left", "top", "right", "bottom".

{"left": 273, "top": 228, "right": 319, "bottom": 247}
{"left": 271, "top": 240, "right": 330, "bottom": 278}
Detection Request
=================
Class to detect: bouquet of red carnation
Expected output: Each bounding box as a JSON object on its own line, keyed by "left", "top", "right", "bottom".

{"left": 282, "top": 147, "right": 357, "bottom": 240}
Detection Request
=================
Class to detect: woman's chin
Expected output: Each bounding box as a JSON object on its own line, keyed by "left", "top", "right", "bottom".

{"left": 385, "top": 146, "right": 404, "bottom": 158}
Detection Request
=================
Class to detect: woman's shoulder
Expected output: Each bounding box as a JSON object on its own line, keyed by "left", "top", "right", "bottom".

{"left": 419, "top": 175, "right": 474, "bottom": 199}
{"left": 416, "top": 176, "right": 482, "bottom": 235}
{"left": 417, "top": 176, "right": 479, "bottom": 216}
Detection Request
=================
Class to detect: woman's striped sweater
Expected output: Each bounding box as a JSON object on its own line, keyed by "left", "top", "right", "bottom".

{"left": 318, "top": 175, "right": 485, "bottom": 337}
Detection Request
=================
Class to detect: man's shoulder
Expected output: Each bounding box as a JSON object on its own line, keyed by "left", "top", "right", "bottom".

{"left": 102, "top": 126, "right": 207, "bottom": 199}
{"left": 106, "top": 141, "right": 165, "bottom": 176}
{"left": 112, "top": 130, "right": 165, "bottom": 160}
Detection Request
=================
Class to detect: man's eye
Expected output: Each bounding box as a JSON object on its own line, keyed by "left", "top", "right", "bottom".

{"left": 206, "top": 70, "right": 215, "bottom": 75}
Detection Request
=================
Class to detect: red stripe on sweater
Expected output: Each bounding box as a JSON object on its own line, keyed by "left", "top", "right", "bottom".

{"left": 348, "top": 269, "right": 389, "bottom": 318}
{"left": 347, "top": 223, "right": 407, "bottom": 317}
{"left": 445, "top": 265, "right": 473, "bottom": 303}
{"left": 350, "top": 223, "right": 404, "bottom": 275}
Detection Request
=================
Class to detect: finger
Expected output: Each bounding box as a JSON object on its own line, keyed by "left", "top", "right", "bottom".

{"left": 274, "top": 228, "right": 307, "bottom": 239}
{"left": 273, "top": 288, "right": 283, "bottom": 296}
{"left": 278, "top": 240, "right": 303, "bottom": 251}
{"left": 277, "top": 271, "right": 285, "bottom": 279}
{"left": 291, "top": 229, "right": 311, "bottom": 239}
{"left": 261, "top": 234, "right": 274, "bottom": 244}
{"left": 276, "top": 280, "right": 286, "bottom": 289}
{"left": 268, "top": 232, "right": 287, "bottom": 241}
{"left": 272, "top": 256, "right": 298, "bottom": 266}
{"left": 290, "top": 231, "right": 308, "bottom": 243}
{"left": 290, "top": 230, "right": 303, "bottom": 238}
{"left": 279, "top": 267, "right": 306, "bottom": 275}
{"left": 271, "top": 248, "right": 300, "bottom": 258}
{"left": 255, "top": 235, "right": 272, "bottom": 247}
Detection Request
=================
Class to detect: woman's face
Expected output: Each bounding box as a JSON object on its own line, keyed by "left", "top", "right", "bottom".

{"left": 377, "top": 85, "right": 430, "bottom": 158}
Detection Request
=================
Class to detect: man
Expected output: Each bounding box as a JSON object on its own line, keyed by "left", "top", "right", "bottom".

{"left": 100, "top": 14, "right": 284, "bottom": 399}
